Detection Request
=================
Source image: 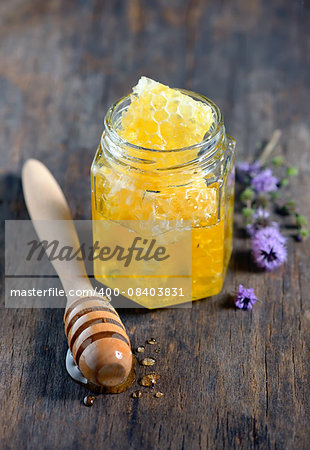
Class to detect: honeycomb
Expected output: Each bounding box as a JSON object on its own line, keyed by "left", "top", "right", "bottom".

{"left": 119, "top": 77, "right": 213, "bottom": 150}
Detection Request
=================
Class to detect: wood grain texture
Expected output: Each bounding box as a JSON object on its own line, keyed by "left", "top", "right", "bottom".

{"left": 1, "top": 0, "right": 310, "bottom": 449}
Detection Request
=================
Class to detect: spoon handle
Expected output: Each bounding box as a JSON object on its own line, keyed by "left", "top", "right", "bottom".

{"left": 22, "top": 159, "right": 95, "bottom": 305}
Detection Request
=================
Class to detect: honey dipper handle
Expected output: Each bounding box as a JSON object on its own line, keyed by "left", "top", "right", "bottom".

{"left": 22, "top": 159, "right": 132, "bottom": 388}
{"left": 22, "top": 159, "right": 93, "bottom": 306}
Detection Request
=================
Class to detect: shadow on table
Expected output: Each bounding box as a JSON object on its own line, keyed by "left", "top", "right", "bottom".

{"left": 0, "top": 172, "right": 29, "bottom": 221}
{"left": 231, "top": 248, "right": 262, "bottom": 274}
{"left": 0, "top": 173, "right": 29, "bottom": 306}
{"left": 216, "top": 293, "right": 236, "bottom": 309}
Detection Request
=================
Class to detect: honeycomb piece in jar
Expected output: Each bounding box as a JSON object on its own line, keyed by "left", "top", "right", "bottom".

{"left": 119, "top": 77, "right": 213, "bottom": 150}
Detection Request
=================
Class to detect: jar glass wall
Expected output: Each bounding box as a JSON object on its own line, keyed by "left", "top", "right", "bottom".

{"left": 91, "top": 90, "right": 236, "bottom": 308}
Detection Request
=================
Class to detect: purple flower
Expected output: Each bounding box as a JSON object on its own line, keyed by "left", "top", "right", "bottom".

{"left": 235, "top": 284, "right": 258, "bottom": 310}
{"left": 246, "top": 208, "right": 279, "bottom": 236}
{"left": 254, "top": 226, "right": 286, "bottom": 244}
{"left": 236, "top": 161, "right": 261, "bottom": 183}
{"left": 251, "top": 168, "right": 278, "bottom": 193}
{"left": 253, "top": 207, "right": 270, "bottom": 221}
{"left": 251, "top": 226, "right": 287, "bottom": 270}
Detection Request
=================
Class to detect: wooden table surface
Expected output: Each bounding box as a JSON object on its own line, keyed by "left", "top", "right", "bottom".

{"left": 1, "top": 1, "right": 310, "bottom": 449}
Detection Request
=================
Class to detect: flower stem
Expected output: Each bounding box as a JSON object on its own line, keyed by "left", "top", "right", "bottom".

{"left": 258, "top": 129, "right": 282, "bottom": 165}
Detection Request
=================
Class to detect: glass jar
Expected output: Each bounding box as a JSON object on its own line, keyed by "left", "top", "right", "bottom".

{"left": 91, "top": 90, "right": 236, "bottom": 308}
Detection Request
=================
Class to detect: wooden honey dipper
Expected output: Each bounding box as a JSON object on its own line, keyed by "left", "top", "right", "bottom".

{"left": 22, "top": 159, "right": 132, "bottom": 387}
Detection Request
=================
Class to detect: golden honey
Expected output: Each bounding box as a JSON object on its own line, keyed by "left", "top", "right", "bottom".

{"left": 91, "top": 81, "right": 235, "bottom": 308}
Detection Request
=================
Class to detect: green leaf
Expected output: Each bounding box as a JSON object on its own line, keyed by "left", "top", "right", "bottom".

{"left": 242, "top": 207, "right": 254, "bottom": 218}
{"left": 240, "top": 188, "right": 255, "bottom": 204}
{"left": 281, "top": 178, "right": 289, "bottom": 187}
{"left": 296, "top": 214, "right": 308, "bottom": 227}
{"left": 298, "top": 229, "right": 309, "bottom": 240}
{"left": 287, "top": 167, "right": 298, "bottom": 177}
{"left": 272, "top": 156, "right": 284, "bottom": 166}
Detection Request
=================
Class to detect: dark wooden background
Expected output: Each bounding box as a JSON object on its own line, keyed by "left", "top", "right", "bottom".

{"left": 1, "top": 1, "right": 310, "bottom": 449}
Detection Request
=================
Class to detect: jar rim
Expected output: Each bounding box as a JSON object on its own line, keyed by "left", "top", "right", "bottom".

{"left": 103, "top": 88, "right": 224, "bottom": 154}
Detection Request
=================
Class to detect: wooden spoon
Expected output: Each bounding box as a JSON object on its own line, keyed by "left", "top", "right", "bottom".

{"left": 22, "top": 159, "right": 132, "bottom": 387}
